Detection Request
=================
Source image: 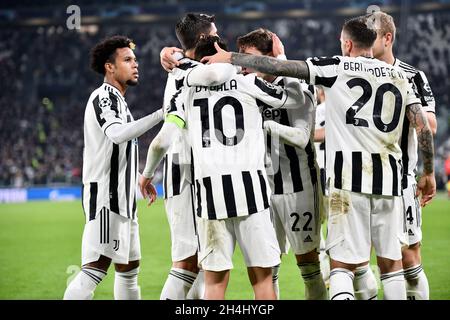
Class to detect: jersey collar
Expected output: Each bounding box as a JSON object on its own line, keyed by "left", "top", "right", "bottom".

{"left": 103, "top": 82, "right": 126, "bottom": 102}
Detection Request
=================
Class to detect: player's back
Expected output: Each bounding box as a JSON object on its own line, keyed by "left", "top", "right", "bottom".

{"left": 307, "top": 55, "right": 419, "bottom": 196}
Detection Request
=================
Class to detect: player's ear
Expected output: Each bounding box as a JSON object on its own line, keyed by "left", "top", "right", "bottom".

{"left": 104, "top": 62, "right": 114, "bottom": 74}
{"left": 385, "top": 32, "right": 393, "bottom": 46}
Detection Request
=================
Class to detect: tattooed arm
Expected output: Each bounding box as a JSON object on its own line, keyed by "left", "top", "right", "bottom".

{"left": 405, "top": 102, "right": 436, "bottom": 206}
{"left": 231, "top": 53, "right": 309, "bottom": 80}
{"left": 201, "top": 42, "right": 310, "bottom": 80}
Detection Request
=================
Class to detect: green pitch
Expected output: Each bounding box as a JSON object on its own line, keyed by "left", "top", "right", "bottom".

{"left": 0, "top": 194, "right": 449, "bottom": 300}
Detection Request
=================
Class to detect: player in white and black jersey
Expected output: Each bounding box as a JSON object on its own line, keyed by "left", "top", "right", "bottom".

{"left": 64, "top": 36, "right": 164, "bottom": 300}
{"left": 143, "top": 13, "right": 220, "bottom": 300}
{"left": 371, "top": 11, "right": 437, "bottom": 300}
{"left": 202, "top": 16, "right": 436, "bottom": 300}
{"left": 235, "top": 28, "right": 327, "bottom": 300}
{"left": 141, "top": 36, "right": 305, "bottom": 300}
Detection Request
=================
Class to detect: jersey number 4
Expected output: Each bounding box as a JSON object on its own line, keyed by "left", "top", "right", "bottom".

{"left": 194, "top": 97, "right": 245, "bottom": 148}
{"left": 346, "top": 78, "right": 403, "bottom": 133}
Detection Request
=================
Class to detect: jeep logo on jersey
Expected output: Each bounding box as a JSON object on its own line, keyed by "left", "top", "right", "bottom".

{"left": 262, "top": 107, "right": 281, "bottom": 120}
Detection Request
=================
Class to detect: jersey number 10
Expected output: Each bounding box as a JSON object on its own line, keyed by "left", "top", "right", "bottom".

{"left": 194, "top": 97, "right": 245, "bottom": 148}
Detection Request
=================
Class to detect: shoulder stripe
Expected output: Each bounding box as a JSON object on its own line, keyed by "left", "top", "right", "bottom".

{"left": 310, "top": 56, "right": 341, "bottom": 66}
{"left": 254, "top": 76, "right": 283, "bottom": 100}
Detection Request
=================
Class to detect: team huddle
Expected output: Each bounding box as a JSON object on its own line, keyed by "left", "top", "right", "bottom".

{"left": 64, "top": 11, "right": 436, "bottom": 300}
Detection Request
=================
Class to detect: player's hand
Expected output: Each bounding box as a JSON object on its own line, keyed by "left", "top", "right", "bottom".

{"left": 416, "top": 173, "right": 436, "bottom": 207}
{"left": 200, "top": 42, "right": 232, "bottom": 64}
{"left": 160, "top": 47, "right": 183, "bottom": 72}
{"left": 139, "top": 175, "right": 157, "bottom": 207}
{"left": 271, "top": 33, "right": 285, "bottom": 58}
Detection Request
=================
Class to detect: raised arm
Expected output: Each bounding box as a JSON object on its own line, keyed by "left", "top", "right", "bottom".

{"left": 264, "top": 95, "right": 315, "bottom": 149}
{"left": 185, "top": 63, "right": 237, "bottom": 87}
{"left": 405, "top": 102, "right": 436, "bottom": 206}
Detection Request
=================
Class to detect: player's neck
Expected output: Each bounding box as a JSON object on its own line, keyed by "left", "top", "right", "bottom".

{"left": 379, "top": 50, "right": 396, "bottom": 65}
{"left": 104, "top": 77, "right": 127, "bottom": 96}
{"left": 350, "top": 48, "right": 373, "bottom": 59}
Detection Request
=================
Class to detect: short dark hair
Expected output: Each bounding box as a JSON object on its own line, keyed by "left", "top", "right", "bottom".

{"left": 175, "top": 13, "right": 215, "bottom": 51}
{"left": 90, "top": 35, "right": 134, "bottom": 75}
{"left": 342, "top": 16, "right": 377, "bottom": 49}
{"left": 237, "top": 28, "right": 273, "bottom": 55}
{"left": 194, "top": 35, "right": 228, "bottom": 61}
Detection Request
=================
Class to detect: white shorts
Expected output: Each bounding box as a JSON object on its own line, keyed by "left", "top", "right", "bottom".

{"left": 326, "top": 186, "right": 408, "bottom": 264}
{"left": 402, "top": 175, "right": 422, "bottom": 245}
{"left": 165, "top": 185, "right": 199, "bottom": 262}
{"left": 82, "top": 207, "right": 141, "bottom": 266}
{"left": 271, "top": 187, "right": 321, "bottom": 255}
{"left": 197, "top": 209, "right": 281, "bottom": 272}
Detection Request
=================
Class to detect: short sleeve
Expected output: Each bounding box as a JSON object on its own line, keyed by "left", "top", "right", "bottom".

{"left": 305, "top": 56, "right": 341, "bottom": 88}
{"left": 405, "top": 81, "right": 421, "bottom": 107}
{"left": 92, "top": 91, "right": 123, "bottom": 133}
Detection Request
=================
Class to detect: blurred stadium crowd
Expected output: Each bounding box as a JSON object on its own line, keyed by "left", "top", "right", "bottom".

{"left": 0, "top": 1, "right": 449, "bottom": 190}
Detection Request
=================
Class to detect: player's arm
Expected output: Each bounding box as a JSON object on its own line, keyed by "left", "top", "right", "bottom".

{"left": 160, "top": 47, "right": 183, "bottom": 72}
{"left": 413, "top": 70, "right": 437, "bottom": 135}
{"left": 104, "top": 108, "right": 164, "bottom": 145}
{"left": 185, "top": 63, "right": 237, "bottom": 87}
{"left": 264, "top": 92, "right": 315, "bottom": 149}
{"left": 201, "top": 42, "right": 309, "bottom": 80}
{"left": 405, "top": 102, "right": 436, "bottom": 206}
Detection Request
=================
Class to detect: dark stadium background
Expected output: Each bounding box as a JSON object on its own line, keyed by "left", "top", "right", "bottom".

{"left": 1, "top": 0, "right": 449, "bottom": 190}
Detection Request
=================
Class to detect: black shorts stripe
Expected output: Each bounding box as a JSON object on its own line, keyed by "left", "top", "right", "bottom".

{"left": 371, "top": 153, "right": 383, "bottom": 195}
{"left": 257, "top": 170, "right": 270, "bottom": 210}
{"left": 389, "top": 155, "right": 399, "bottom": 196}
{"left": 163, "top": 155, "right": 168, "bottom": 199}
{"left": 351, "top": 152, "right": 362, "bottom": 192}
{"left": 125, "top": 141, "right": 132, "bottom": 219}
{"left": 203, "top": 177, "right": 216, "bottom": 220}
{"left": 334, "top": 151, "right": 343, "bottom": 189}
{"left": 132, "top": 144, "right": 138, "bottom": 219}
{"left": 242, "top": 171, "right": 258, "bottom": 214}
{"left": 171, "top": 153, "right": 181, "bottom": 196}
{"left": 109, "top": 144, "right": 120, "bottom": 214}
{"left": 222, "top": 175, "right": 237, "bottom": 218}
{"left": 315, "top": 76, "right": 337, "bottom": 88}
{"left": 189, "top": 184, "right": 200, "bottom": 251}
{"left": 89, "top": 182, "right": 97, "bottom": 221}
{"left": 195, "top": 180, "right": 202, "bottom": 218}
{"left": 254, "top": 76, "right": 283, "bottom": 100}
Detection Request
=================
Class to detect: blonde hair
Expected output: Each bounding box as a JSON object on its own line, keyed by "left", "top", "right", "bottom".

{"left": 371, "top": 11, "right": 396, "bottom": 43}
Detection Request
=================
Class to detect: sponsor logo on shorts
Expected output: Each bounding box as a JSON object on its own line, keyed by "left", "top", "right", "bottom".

{"left": 304, "top": 235, "right": 313, "bottom": 243}
{"left": 408, "top": 229, "right": 415, "bottom": 236}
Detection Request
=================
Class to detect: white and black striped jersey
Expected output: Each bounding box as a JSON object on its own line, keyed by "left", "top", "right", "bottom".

{"left": 263, "top": 77, "right": 319, "bottom": 195}
{"left": 168, "top": 73, "right": 300, "bottom": 220}
{"left": 162, "top": 57, "right": 201, "bottom": 199}
{"left": 306, "top": 56, "right": 420, "bottom": 196}
{"left": 394, "top": 58, "right": 436, "bottom": 188}
{"left": 82, "top": 83, "right": 138, "bottom": 220}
